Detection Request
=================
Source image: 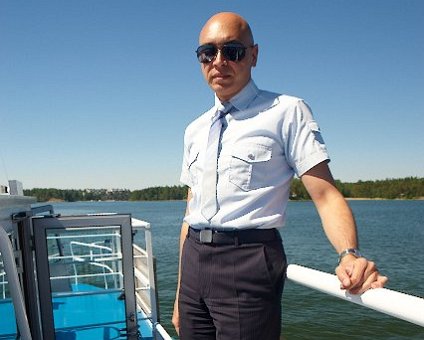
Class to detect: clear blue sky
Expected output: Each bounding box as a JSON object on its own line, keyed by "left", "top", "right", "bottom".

{"left": 1, "top": 1, "right": 423, "bottom": 190}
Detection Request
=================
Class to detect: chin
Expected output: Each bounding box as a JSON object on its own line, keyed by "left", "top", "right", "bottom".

{"left": 211, "top": 84, "right": 233, "bottom": 98}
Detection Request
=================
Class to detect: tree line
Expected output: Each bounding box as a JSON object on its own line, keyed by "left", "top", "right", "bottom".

{"left": 23, "top": 177, "right": 423, "bottom": 202}
{"left": 290, "top": 177, "right": 423, "bottom": 200}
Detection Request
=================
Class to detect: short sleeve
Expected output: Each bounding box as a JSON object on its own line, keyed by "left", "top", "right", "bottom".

{"left": 283, "top": 100, "right": 330, "bottom": 177}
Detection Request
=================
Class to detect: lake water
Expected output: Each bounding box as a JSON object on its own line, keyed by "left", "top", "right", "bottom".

{"left": 48, "top": 200, "right": 423, "bottom": 339}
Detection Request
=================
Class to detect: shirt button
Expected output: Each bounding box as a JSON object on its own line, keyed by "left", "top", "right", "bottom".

{"left": 248, "top": 153, "right": 255, "bottom": 160}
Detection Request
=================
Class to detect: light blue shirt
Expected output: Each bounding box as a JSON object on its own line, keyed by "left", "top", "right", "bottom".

{"left": 180, "top": 80, "right": 329, "bottom": 230}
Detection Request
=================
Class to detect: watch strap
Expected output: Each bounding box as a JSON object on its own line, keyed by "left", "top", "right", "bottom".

{"left": 338, "top": 248, "right": 362, "bottom": 264}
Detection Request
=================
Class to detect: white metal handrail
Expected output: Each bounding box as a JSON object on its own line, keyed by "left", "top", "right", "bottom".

{"left": 287, "top": 264, "right": 424, "bottom": 327}
{"left": 0, "top": 226, "right": 32, "bottom": 340}
{"left": 47, "top": 231, "right": 119, "bottom": 240}
{"left": 68, "top": 237, "right": 120, "bottom": 288}
{"left": 155, "top": 323, "right": 174, "bottom": 340}
{"left": 131, "top": 218, "right": 160, "bottom": 327}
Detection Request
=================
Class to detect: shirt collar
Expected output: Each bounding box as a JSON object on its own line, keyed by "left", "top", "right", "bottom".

{"left": 213, "top": 79, "right": 259, "bottom": 113}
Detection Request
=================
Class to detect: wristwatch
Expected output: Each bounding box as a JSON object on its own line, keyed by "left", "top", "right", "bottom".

{"left": 338, "top": 248, "right": 362, "bottom": 264}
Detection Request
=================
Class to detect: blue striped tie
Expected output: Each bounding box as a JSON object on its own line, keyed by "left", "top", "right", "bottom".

{"left": 201, "top": 104, "right": 232, "bottom": 220}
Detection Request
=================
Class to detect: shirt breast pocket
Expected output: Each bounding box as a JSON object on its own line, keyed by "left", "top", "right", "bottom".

{"left": 229, "top": 143, "right": 272, "bottom": 191}
{"left": 188, "top": 150, "right": 200, "bottom": 186}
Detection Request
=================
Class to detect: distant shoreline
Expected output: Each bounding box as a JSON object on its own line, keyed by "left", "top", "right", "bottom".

{"left": 43, "top": 197, "right": 424, "bottom": 203}
{"left": 24, "top": 178, "right": 424, "bottom": 202}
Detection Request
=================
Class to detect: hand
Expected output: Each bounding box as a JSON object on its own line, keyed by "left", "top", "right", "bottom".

{"left": 172, "top": 299, "right": 180, "bottom": 336}
{"left": 336, "top": 255, "right": 388, "bottom": 294}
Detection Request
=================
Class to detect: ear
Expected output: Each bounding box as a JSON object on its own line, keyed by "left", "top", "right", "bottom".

{"left": 251, "top": 44, "right": 258, "bottom": 67}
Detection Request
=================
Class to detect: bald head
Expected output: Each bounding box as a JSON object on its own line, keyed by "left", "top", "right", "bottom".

{"left": 197, "top": 12, "right": 258, "bottom": 101}
{"left": 199, "top": 12, "right": 254, "bottom": 47}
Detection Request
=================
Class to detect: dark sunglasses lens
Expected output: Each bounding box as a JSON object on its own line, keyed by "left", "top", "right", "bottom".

{"left": 222, "top": 46, "right": 239, "bottom": 61}
{"left": 196, "top": 45, "right": 217, "bottom": 63}
{"left": 222, "top": 45, "right": 246, "bottom": 62}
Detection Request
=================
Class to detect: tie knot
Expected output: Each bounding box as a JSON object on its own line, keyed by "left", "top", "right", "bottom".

{"left": 215, "top": 103, "right": 232, "bottom": 120}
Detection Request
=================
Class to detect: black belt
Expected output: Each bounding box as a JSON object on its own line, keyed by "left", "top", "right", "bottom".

{"left": 188, "top": 227, "right": 280, "bottom": 245}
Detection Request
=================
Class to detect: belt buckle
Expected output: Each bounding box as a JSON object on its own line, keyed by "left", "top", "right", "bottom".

{"left": 199, "top": 229, "right": 213, "bottom": 243}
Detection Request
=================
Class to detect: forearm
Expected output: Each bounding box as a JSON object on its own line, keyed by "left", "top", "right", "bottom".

{"left": 173, "top": 190, "right": 191, "bottom": 332}
{"left": 301, "top": 161, "right": 358, "bottom": 254}
{"left": 175, "top": 189, "right": 192, "bottom": 297}
{"left": 302, "top": 162, "right": 387, "bottom": 293}
{"left": 175, "top": 221, "right": 189, "bottom": 296}
{"left": 314, "top": 188, "right": 358, "bottom": 253}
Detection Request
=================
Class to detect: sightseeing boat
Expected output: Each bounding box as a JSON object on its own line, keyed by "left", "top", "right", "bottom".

{"left": 1, "top": 188, "right": 423, "bottom": 339}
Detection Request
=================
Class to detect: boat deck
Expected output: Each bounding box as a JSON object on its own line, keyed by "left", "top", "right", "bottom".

{"left": 0, "top": 208, "right": 171, "bottom": 339}
{"left": 1, "top": 284, "right": 155, "bottom": 339}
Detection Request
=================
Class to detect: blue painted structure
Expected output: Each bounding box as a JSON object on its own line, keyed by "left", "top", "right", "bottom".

{"left": 0, "top": 198, "right": 172, "bottom": 340}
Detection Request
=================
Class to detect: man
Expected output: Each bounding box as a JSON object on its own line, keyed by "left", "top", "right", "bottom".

{"left": 173, "top": 12, "right": 387, "bottom": 340}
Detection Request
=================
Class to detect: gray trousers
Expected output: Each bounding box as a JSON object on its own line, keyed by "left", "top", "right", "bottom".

{"left": 178, "top": 228, "right": 287, "bottom": 340}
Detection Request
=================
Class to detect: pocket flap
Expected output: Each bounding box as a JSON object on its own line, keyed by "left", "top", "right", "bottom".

{"left": 232, "top": 144, "right": 272, "bottom": 163}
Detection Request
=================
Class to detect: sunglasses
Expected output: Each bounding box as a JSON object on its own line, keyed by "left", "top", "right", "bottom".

{"left": 196, "top": 42, "right": 249, "bottom": 64}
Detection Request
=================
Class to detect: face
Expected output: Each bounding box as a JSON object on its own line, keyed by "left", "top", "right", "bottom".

{"left": 198, "top": 14, "right": 258, "bottom": 102}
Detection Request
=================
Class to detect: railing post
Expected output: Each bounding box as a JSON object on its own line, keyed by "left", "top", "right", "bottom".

{"left": 144, "top": 222, "right": 159, "bottom": 326}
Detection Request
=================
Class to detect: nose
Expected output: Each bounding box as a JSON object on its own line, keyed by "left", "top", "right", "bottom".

{"left": 213, "top": 48, "right": 227, "bottom": 66}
